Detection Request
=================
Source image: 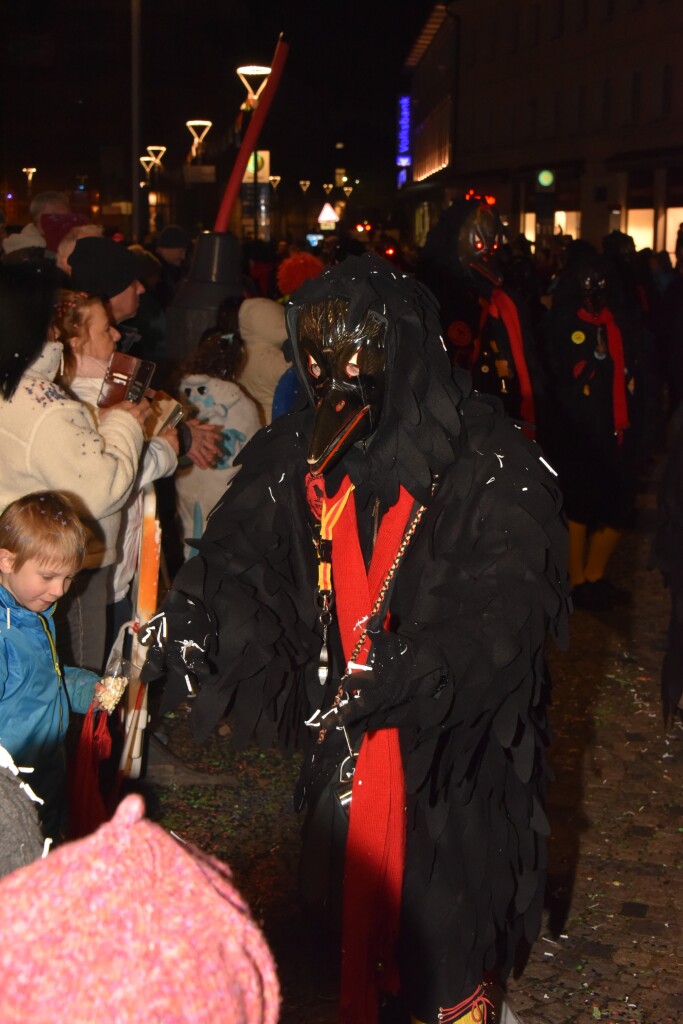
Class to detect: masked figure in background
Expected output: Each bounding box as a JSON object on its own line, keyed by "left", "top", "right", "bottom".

{"left": 142, "top": 255, "right": 568, "bottom": 1024}
{"left": 541, "top": 249, "right": 656, "bottom": 610}
{"left": 457, "top": 198, "right": 546, "bottom": 438}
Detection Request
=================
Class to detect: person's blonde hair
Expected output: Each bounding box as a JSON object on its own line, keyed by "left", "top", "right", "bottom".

{"left": 0, "top": 492, "right": 86, "bottom": 572}
{"left": 50, "top": 289, "right": 104, "bottom": 387}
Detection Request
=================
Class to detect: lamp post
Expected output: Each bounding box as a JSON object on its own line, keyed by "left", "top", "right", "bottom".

{"left": 186, "top": 120, "right": 212, "bottom": 162}
{"left": 147, "top": 145, "right": 166, "bottom": 170}
{"left": 236, "top": 65, "right": 271, "bottom": 241}
{"left": 236, "top": 64, "right": 271, "bottom": 110}
{"left": 139, "top": 156, "right": 154, "bottom": 183}
{"left": 145, "top": 147, "right": 166, "bottom": 233}
{"left": 22, "top": 167, "right": 37, "bottom": 197}
{"left": 214, "top": 36, "right": 287, "bottom": 233}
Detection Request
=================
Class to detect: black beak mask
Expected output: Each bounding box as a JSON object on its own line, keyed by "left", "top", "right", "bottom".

{"left": 580, "top": 267, "right": 608, "bottom": 315}
{"left": 288, "top": 297, "right": 387, "bottom": 475}
{"left": 457, "top": 201, "right": 505, "bottom": 288}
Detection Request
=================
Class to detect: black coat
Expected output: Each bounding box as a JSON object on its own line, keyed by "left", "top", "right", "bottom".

{"left": 143, "top": 255, "right": 569, "bottom": 1016}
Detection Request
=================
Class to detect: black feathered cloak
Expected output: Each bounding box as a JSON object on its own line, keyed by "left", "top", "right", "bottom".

{"left": 143, "top": 255, "right": 569, "bottom": 1019}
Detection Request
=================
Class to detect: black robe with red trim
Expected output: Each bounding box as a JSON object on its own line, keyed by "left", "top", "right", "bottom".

{"left": 540, "top": 301, "right": 654, "bottom": 529}
{"left": 143, "top": 255, "right": 569, "bottom": 1019}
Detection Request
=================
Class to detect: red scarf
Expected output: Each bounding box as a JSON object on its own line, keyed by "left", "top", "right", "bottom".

{"left": 319, "top": 478, "right": 414, "bottom": 1024}
{"left": 487, "top": 287, "right": 536, "bottom": 433}
{"left": 577, "top": 307, "right": 630, "bottom": 441}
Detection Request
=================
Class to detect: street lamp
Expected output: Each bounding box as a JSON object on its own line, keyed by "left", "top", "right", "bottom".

{"left": 323, "top": 183, "right": 334, "bottom": 195}
{"left": 299, "top": 180, "right": 311, "bottom": 193}
{"left": 236, "top": 64, "right": 271, "bottom": 110}
{"left": 269, "top": 175, "right": 281, "bottom": 190}
{"left": 186, "top": 120, "right": 212, "bottom": 161}
{"left": 139, "top": 155, "right": 154, "bottom": 182}
{"left": 147, "top": 145, "right": 166, "bottom": 167}
{"left": 22, "top": 167, "right": 37, "bottom": 194}
{"left": 236, "top": 64, "right": 272, "bottom": 240}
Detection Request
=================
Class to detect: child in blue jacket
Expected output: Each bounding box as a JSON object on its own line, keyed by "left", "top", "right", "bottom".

{"left": 0, "top": 491, "right": 104, "bottom": 843}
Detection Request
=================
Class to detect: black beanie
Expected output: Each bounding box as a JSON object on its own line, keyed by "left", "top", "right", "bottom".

{"left": 68, "top": 236, "right": 138, "bottom": 298}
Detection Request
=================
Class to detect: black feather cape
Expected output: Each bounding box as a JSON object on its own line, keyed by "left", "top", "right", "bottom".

{"left": 145, "top": 254, "right": 569, "bottom": 1015}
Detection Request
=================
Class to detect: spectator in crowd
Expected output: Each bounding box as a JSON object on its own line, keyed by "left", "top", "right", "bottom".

{"left": 66, "top": 236, "right": 220, "bottom": 467}
{"left": 55, "top": 289, "right": 179, "bottom": 652}
{"left": 235, "top": 297, "right": 289, "bottom": 426}
{"left": 1, "top": 190, "right": 70, "bottom": 259}
{"left": 67, "top": 235, "right": 145, "bottom": 333}
{"left": 271, "top": 250, "right": 325, "bottom": 419}
{"left": 125, "top": 244, "right": 169, "bottom": 386}
{"left": 0, "top": 491, "right": 105, "bottom": 842}
{"left": 0, "top": 262, "right": 148, "bottom": 672}
{"left": 153, "top": 224, "right": 191, "bottom": 307}
{"left": 0, "top": 793, "right": 280, "bottom": 1024}
{"left": 175, "top": 322, "right": 260, "bottom": 559}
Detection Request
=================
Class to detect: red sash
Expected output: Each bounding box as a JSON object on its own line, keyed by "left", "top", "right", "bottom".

{"left": 320, "top": 478, "right": 414, "bottom": 1024}
{"left": 488, "top": 287, "right": 536, "bottom": 433}
{"left": 577, "top": 307, "right": 630, "bottom": 441}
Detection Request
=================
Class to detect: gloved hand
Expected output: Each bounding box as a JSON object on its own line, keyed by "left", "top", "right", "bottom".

{"left": 139, "top": 589, "right": 213, "bottom": 695}
{"left": 332, "top": 616, "right": 448, "bottom": 729}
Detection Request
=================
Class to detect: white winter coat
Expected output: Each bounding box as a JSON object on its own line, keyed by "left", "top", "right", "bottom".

{"left": 0, "top": 342, "right": 144, "bottom": 569}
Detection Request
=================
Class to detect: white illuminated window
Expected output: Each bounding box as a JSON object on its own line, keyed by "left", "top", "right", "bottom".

{"left": 554, "top": 210, "right": 581, "bottom": 238}
{"left": 522, "top": 212, "right": 537, "bottom": 240}
{"left": 626, "top": 208, "right": 654, "bottom": 251}
{"left": 665, "top": 207, "right": 683, "bottom": 260}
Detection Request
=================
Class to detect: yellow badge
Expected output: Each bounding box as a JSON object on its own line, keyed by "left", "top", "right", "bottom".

{"left": 571, "top": 331, "right": 586, "bottom": 344}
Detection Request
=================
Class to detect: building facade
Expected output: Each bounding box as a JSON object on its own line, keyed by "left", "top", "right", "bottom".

{"left": 398, "top": 0, "right": 683, "bottom": 255}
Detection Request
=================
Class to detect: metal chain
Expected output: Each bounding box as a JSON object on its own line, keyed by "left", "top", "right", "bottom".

{"left": 316, "top": 499, "right": 428, "bottom": 744}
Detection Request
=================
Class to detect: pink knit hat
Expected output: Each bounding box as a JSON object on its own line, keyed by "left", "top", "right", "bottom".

{"left": 0, "top": 794, "right": 280, "bottom": 1024}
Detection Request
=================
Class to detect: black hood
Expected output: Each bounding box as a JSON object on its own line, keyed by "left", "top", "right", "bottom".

{"left": 286, "top": 253, "right": 470, "bottom": 506}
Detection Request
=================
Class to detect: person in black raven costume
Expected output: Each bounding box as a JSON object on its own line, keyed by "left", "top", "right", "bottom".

{"left": 141, "top": 254, "right": 569, "bottom": 1024}
{"left": 541, "top": 250, "right": 655, "bottom": 610}
{"left": 419, "top": 196, "right": 545, "bottom": 438}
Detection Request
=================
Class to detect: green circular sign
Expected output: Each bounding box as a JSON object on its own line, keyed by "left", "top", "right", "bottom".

{"left": 537, "top": 169, "right": 555, "bottom": 188}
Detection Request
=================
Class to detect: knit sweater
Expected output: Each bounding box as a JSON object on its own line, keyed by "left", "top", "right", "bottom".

{"left": 0, "top": 343, "right": 144, "bottom": 569}
{"left": 68, "top": 370, "right": 177, "bottom": 579}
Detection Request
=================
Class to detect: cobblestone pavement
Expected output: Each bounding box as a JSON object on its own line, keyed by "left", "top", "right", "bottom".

{"left": 140, "top": 468, "right": 682, "bottom": 1024}
{"left": 505, "top": 477, "right": 682, "bottom": 1024}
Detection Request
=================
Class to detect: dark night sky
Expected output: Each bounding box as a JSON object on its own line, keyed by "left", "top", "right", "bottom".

{"left": 0, "top": 0, "right": 438, "bottom": 206}
{"left": 141, "top": 0, "right": 437, "bottom": 187}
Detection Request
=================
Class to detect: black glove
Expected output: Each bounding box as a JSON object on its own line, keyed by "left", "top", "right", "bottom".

{"left": 333, "top": 617, "right": 448, "bottom": 729}
{"left": 139, "top": 589, "right": 213, "bottom": 695}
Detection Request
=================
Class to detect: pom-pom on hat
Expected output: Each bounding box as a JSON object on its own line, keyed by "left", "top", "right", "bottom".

{"left": 276, "top": 250, "right": 324, "bottom": 297}
{"left": 0, "top": 793, "right": 280, "bottom": 1024}
{"left": 67, "top": 236, "right": 139, "bottom": 298}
